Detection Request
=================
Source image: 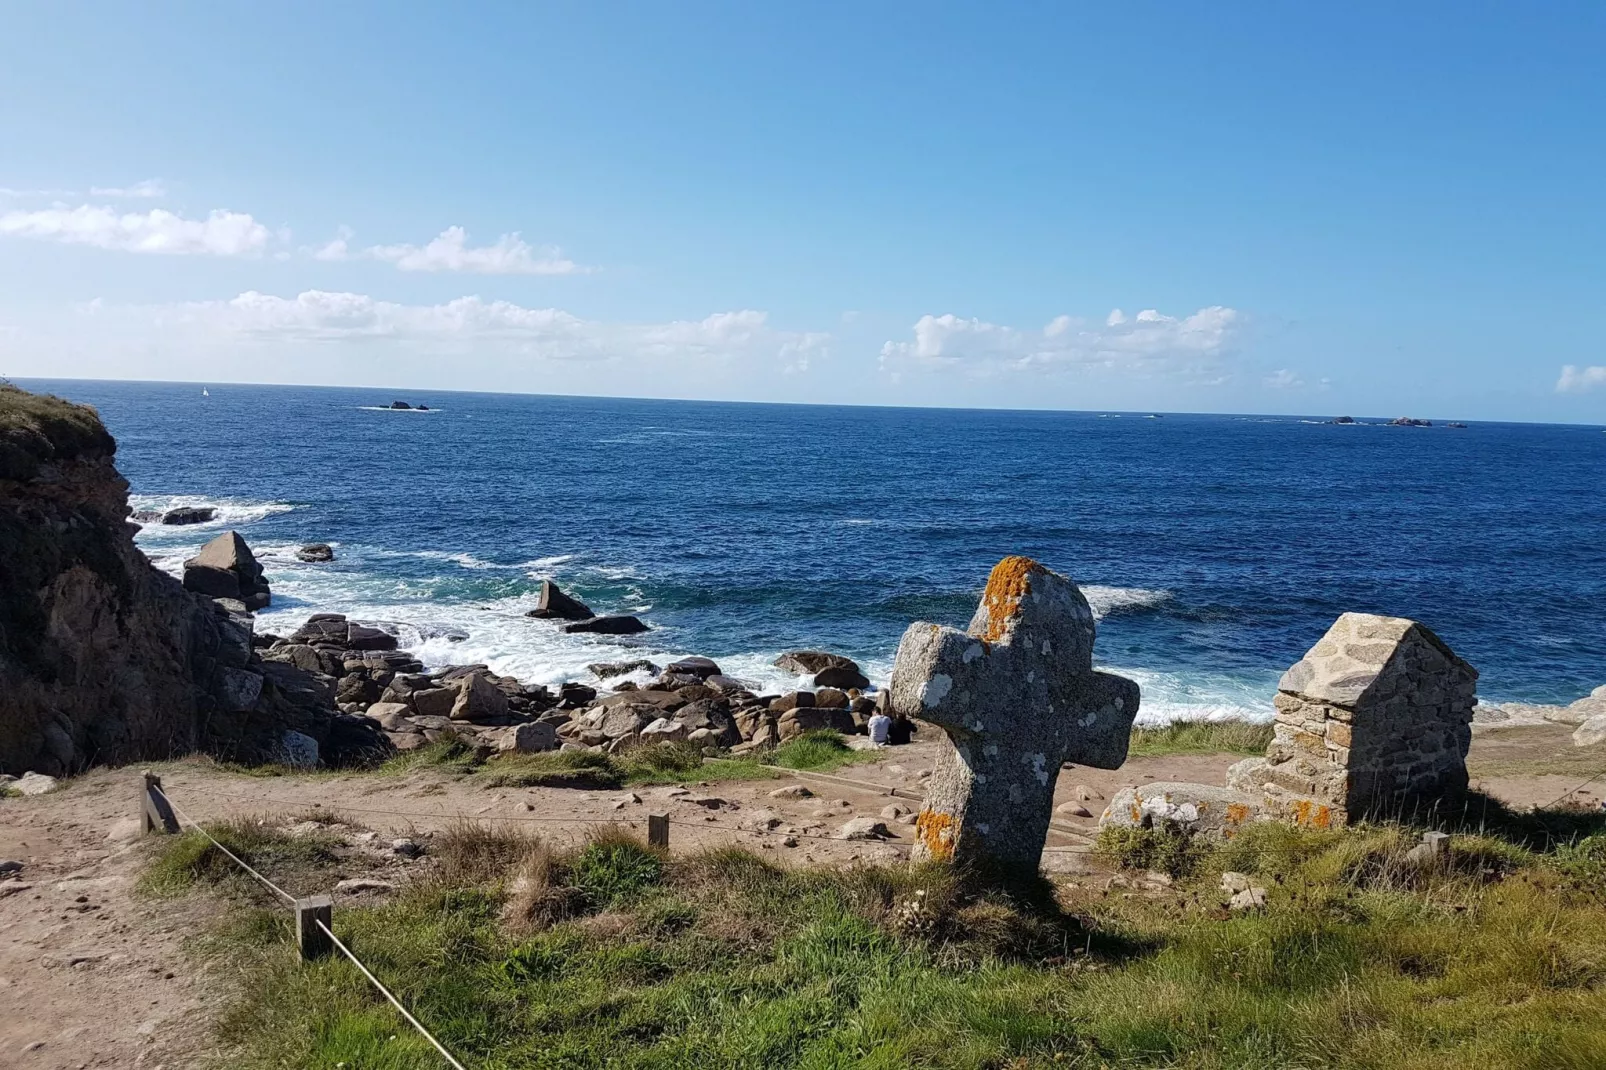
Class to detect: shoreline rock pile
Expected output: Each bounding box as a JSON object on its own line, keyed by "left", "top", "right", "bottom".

{"left": 273, "top": 614, "right": 887, "bottom": 759}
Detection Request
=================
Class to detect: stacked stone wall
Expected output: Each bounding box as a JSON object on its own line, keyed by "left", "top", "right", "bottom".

{"left": 1231, "top": 613, "right": 1476, "bottom": 826}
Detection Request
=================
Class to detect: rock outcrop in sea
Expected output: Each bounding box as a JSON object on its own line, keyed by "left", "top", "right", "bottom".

{"left": 0, "top": 383, "right": 384, "bottom": 775}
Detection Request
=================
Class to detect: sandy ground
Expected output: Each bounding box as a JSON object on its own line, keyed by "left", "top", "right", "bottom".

{"left": 2, "top": 724, "right": 1601, "bottom": 1069}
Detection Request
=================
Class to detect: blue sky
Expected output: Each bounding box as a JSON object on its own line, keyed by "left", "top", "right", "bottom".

{"left": 2, "top": 2, "right": 1603, "bottom": 420}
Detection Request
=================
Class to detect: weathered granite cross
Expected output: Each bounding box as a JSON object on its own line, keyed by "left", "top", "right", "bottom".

{"left": 889, "top": 556, "right": 1140, "bottom": 870}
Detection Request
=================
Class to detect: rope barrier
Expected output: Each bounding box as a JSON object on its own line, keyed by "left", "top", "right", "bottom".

{"left": 152, "top": 784, "right": 297, "bottom": 905}
{"left": 1538, "top": 769, "right": 1606, "bottom": 811}
{"left": 315, "top": 919, "right": 470, "bottom": 1070}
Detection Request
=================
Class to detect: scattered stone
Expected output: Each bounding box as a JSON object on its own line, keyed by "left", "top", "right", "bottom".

{"left": 1404, "top": 830, "right": 1451, "bottom": 866}
{"left": 525, "top": 580, "right": 594, "bottom": 621}
{"left": 768, "top": 784, "right": 815, "bottom": 800}
{"left": 0, "top": 882, "right": 33, "bottom": 898}
{"left": 12, "top": 772, "right": 59, "bottom": 796}
{"left": 335, "top": 878, "right": 397, "bottom": 894}
{"left": 0, "top": 860, "right": 22, "bottom": 878}
{"left": 880, "top": 803, "right": 910, "bottom": 820}
{"left": 835, "top": 818, "right": 890, "bottom": 840}
{"left": 1229, "top": 886, "right": 1268, "bottom": 910}
{"left": 296, "top": 543, "right": 335, "bottom": 562}
{"left": 1070, "top": 784, "right": 1103, "bottom": 801}
{"left": 1232, "top": 612, "right": 1477, "bottom": 827}
{"left": 391, "top": 838, "right": 424, "bottom": 859}
{"left": 889, "top": 556, "right": 1140, "bottom": 868}
{"left": 741, "top": 809, "right": 784, "bottom": 831}
{"left": 683, "top": 795, "right": 731, "bottom": 810}
{"left": 1099, "top": 783, "right": 1263, "bottom": 838}
{"left": 1056, "top": 802, "right": 1094, "bottom": 818}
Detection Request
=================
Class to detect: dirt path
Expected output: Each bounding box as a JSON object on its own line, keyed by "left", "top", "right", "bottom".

{"left": 2, "top": 724, "right": 1600, "bottom": 1068}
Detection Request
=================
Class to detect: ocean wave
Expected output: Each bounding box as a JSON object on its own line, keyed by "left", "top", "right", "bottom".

{"left": 1081, "top": 585, "right": 1172, "bottom": 620}
{"left": 129, "top": 494, "right": 297, "bottom": 526}
{"left": 1115, "top": 665, "right": 1276, "bottom": 726}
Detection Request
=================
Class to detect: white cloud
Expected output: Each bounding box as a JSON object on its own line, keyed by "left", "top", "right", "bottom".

{"left": 879, "top": 306, "right": 1242, "bottom": 380}
{"left": 1556, "top": 365, "right": 1606, "bottom": 394}
{"left": 1264, "top": 368, "right": 1303, "bottom": 389}
{"left": 0, "top": 204, "right": 269, "bottom": 256}
{"left": 310, "top": 225, "right": 355, "bottom": 262}
{"left": 88, "top": 179, "right": 167, "bottom": 199}
{"left": 316, "top": 225, "right": 586, "bottom": 275}
{"left": 126, "top": 290, "right": 825, "bottom": 368}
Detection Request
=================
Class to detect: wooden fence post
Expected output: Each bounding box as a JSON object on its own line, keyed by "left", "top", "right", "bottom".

{"left": 141, "top": 772, "right": 179, "bottom": 835}
{"left": 296, "top": 896, "right": 333, "bottom": 961}
{"left": 647, "top": 813, "right": 669, "bottom": 850}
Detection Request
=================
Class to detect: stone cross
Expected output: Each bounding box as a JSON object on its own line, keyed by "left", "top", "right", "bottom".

{"left": 889, "top": 556, "right": 1140, "bottom": 870}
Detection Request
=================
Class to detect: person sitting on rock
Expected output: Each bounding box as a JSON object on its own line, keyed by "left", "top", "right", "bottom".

{"left": 867, "top": 710, "right": 893, "bottom": 746}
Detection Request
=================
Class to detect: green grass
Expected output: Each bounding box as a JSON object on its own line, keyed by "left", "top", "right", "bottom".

{"left": 158, "top": 802, "right": 1606, "bottom": 1070}
{"left": 139, "top": 817, "right": 344, "bottom": 900}
{"left": 1126, "top": 719, "right": 1275, "bottom": 757}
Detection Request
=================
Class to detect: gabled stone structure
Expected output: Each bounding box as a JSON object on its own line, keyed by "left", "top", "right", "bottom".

{"left": 1228, "top": 612, "right": 1477, "bottom": 827}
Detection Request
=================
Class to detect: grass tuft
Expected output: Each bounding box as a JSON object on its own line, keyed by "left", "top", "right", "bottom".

{"left": 1126, "top": 719, "right": 1275, "bottom": 757}
{"left": 139, "top": 818, "right": 342, "bottom": 899}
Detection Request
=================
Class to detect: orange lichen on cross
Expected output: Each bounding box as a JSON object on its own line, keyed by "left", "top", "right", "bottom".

{"left": 975, "top": 555, "right": 1044, "bottom": 642}
{"left": 915, "top": 809, "right": 955, "bottom": 861}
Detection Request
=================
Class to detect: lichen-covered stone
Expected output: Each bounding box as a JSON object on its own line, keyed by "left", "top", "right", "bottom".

{"left": 889, "top": 555, "right": 1139, "bottom": 869}
{"left": 1099, "top": 782, "right": 1264, "bottom": 838}
{"left": 1253, "top": 612, "right": 1477, "bottom": 826}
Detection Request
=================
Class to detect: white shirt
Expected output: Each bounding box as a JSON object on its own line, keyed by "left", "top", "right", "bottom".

{"left": 867, "top": 713, "right": 893, "bottom": 744}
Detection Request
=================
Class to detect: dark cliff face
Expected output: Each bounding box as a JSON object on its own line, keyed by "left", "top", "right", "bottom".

{"left": 0, "top": 383, "right": 368, "bottom": 775}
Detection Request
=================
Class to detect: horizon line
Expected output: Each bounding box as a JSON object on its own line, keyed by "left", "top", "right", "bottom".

{"left": 11, "top": 373, "right": 1605, "bottom": 431}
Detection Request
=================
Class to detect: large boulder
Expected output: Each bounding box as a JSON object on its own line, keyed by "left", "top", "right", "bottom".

{"left": 184, "top": 530, "right": 272, "bottom": 611}
{"left": 776, "top": 651, "right": 870, "bottom": 690}
{"left": 525, "top": 580, "right": 594, "bottom": 621}
{"left": 1575, "top": 713, "right": 1606, "bottom": 748}
{"left": 296, "top": 543, "right": 335, "bottom": 563}
{"left": 674, "top": 700, "right": 743, "bottom": 748}
{"left": 449, "top": 672, "right": 510, "bottom": 723}
{"left": 666, "top": 656, "right": 722, "bottom": 679}
{"left": 161, "top": 506, "right": 216, "bottom": 525}
{"left": 563, "top": 615, "right": 649, "bottom": 635}
{"left": 776, "top": 706, "right": 856, "bottom": 740}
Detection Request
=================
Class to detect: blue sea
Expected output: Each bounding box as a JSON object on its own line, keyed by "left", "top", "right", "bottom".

{"left": 23, "top": 379, "right": 1606, "bottom": 722}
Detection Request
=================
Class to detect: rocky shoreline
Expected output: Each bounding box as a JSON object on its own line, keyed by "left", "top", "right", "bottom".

{"left": 254, "top": 595, "right": 892, "bottom": 762}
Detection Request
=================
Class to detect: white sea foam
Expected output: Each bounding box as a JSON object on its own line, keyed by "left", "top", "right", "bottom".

{"left": 129, "top": 494, "right": 297, "bottom": 527}
{"left": 1081, "top": 585, "right": 1172, "bottom": 620}
{"left": 1114, "top": 665, "right": 1275, "bottom": 726}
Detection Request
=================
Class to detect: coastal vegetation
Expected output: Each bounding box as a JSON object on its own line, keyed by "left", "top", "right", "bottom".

{"left": 146, "top": 803, "right": 1606, "bottom": 1069}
